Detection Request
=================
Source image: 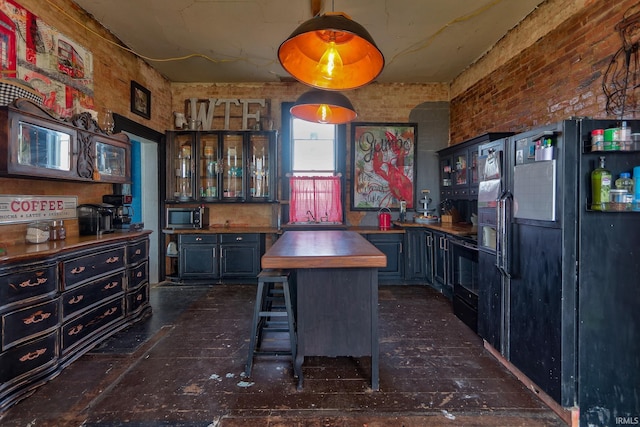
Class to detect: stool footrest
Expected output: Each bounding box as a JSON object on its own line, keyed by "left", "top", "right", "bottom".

{"left": 246, "top": 270, "right": 297, "bottom": 378}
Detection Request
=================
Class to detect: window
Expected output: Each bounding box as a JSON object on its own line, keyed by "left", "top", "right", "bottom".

{"left": 291, "top": 119, "right": 336, "bottom": 176}
{"left": 281, "top": 102, "right": 346, "bottom": 224}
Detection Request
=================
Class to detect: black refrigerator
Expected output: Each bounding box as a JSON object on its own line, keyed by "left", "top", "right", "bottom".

{"left": 477, "top": 119, "right": 640, "bottom": 425}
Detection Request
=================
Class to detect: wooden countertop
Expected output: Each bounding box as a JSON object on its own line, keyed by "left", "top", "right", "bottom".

{"left": 262, "top": 230, "right": 387, "bottom": 269}
{"left": 393, "top": 221, "right": 477, "bottom": 236}
{"left": 163, "top": 226, "right": 280, "bottom": 234}
{"left": 0, "top": 230, "right": 152, "bottom": 264}
{"left": 163, "top": 226, "right": 404, "bottom": 235}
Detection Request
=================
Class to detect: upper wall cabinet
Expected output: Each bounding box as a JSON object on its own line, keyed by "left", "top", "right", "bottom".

{"left": 0, "top": 99, "right": 131, "bottom": 183}
{"left": 166, "top": 130, "right": 277, "bottom": 203}
{"left": 438, "top": 132, "right": 512, "bottom": 200}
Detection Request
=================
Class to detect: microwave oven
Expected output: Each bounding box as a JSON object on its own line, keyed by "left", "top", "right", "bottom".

{"left": 166, "top": 207, "right": 209, "bottom": 229}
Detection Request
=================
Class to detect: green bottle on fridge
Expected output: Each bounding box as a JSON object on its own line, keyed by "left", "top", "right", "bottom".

{"left": 591, "top": 156, "right": 611, "bottom": 211}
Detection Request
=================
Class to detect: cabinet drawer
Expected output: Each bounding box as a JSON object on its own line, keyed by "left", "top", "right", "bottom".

{"left": 61, "top": 272, "right": 125, "bottom": 320}
{"left": 179, "top": 234, "right": 217, "bottom": 245}
{"left": 126, "top": 282, "right": 149, "bottom": 315}
{"left": 61, "top": 298, "right": 125, "bottom": 354}
{"left": 219, "top": 233, "right": 258, "bottom": 244}
{"left": 63, "top": 246, "right": 126, "bottom": 288}
{"left": 128, "top": 261, "right": 148, "bottom": 290}
{"left": 0, "top": 261, "right": 57, "bottom": 309}
{"left": 2, "top": 299, "right": 59, "bottom": 350}
{"left": 127, "top": 239, "right": 148, "bottom": 265}
{"left": 0, "top": 330, "right": 58, "bottom": 384}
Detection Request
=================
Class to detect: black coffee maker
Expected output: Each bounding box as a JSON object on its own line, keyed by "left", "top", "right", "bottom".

{"left": 102, "top": 194, "right": 134, "bottom": 229}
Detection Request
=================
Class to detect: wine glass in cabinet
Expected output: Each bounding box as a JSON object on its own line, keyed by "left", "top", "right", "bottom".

{"left": 248, "top": 133, "right": 272, "bottom": 201}
{"left": 222, "top": 133, "right": 245, "bottom": 200}
{"left": 170, "top": 133, "right": 195, "bottom": 201}
{"left": 199, "top": 133, "right": 220, "bottom": 201}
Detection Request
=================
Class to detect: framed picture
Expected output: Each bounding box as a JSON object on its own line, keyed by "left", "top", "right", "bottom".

{"left": 351, "top": 122, "right": 417, "bottom": 210}
{"left": 130, "top": 81, "right": 151, "bottom": 119}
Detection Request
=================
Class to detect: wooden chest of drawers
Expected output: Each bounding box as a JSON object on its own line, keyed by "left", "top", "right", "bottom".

{"left": 0, "top": 231, "right": 151, "bottom": 412}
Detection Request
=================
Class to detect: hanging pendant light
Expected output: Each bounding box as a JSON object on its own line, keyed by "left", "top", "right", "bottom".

{"left": 291, "top": 89, "right": 357, "bottom": 124}
{"left": 278, "top": 12, "right": 384, "bottom": 90}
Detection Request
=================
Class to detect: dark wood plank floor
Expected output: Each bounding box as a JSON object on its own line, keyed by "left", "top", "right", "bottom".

{"left": 0, "top": 284, "right": 568, "bottom": 426}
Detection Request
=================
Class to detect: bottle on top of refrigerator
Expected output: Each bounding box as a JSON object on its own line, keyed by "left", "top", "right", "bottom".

{"left": 591, "top": 156, "right": 611, "bottom": 211}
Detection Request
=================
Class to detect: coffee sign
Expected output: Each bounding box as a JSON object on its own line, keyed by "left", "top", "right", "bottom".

{"left": 0, "top": 195, "right": 78, "bottom": 224}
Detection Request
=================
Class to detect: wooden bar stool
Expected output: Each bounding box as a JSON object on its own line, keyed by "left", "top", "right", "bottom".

{"left": 245, "top": 269, "right": 297, "bottom": 377}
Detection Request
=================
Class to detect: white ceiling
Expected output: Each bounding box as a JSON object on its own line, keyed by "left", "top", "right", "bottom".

{"left": 72, "top": 0, "right": 546, "bottom": 84}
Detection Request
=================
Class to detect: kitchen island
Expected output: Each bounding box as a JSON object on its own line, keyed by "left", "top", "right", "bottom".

{"left": 261, "top": 230, "right": 386, "bottom": 390}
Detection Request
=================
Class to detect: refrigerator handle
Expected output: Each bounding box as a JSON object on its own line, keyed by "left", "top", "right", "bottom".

{"left": 497, "top": 190, "right": 512, "bottom": 278}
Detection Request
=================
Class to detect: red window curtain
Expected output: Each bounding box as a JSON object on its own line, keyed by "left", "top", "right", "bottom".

{"left": 289, "top": 176, "right": 342, "bottom": 223}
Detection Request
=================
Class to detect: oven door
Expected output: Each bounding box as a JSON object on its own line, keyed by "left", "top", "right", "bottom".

{"left": 450, "top": 238, "right": 479, "bottom": 332}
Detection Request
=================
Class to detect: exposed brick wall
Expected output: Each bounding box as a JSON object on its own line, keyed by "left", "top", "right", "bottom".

{"left": 450, "top": 0, "right": 636, "bottom": 144}
{"left": 170, "top": 82, "right": 449, "bottom": 131}
{"left": 0, "top": 0, "right": 171, "bottom": 246}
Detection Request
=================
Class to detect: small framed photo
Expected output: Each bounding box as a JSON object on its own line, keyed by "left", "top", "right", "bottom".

{"left": 130, "top": 81, "right": 151, "bottom": 119}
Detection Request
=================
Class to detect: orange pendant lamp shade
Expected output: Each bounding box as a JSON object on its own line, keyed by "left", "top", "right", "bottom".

{"left": 278, "top": 12, "right": 384, "bottom": 90}
{"left": 291, "top": 89, "right": 357, "bottom": 124}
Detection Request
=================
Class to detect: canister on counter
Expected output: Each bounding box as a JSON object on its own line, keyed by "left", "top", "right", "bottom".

{"left": 26, "top": 221, "right": 50, "bottom": 244}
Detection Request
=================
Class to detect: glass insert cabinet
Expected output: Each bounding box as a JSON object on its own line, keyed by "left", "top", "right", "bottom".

{"left": 165, "top": 130, "right": 277, "bottom": 203}
{"left": 0, "top": 99, "right": 131, "bottom": 183}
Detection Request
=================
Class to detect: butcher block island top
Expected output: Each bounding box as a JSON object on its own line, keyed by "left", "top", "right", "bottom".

{"left": 262, "top": 230, "right": 387, "bottom": 269}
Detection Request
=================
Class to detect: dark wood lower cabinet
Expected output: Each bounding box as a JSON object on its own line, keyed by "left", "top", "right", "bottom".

{"left": 366, "top": 233, "right": 403, "bottom": 282}
{"left": 176, "top": 233, "right": 264, "bottom": 283}
{"left": 0, "top": 232, "right": 151, "bottom": 411}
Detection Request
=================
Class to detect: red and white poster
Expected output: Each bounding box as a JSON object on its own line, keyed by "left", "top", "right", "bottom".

{"left": 0, "top": 0, "right": 94, "bottom": 117}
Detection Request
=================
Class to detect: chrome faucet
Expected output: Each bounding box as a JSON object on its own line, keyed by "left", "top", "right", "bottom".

{"left": 306, "top": 210, "right": 316, "bottom": 222}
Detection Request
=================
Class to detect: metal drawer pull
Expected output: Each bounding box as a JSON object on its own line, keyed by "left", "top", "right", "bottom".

{"left": 18, "top": 276, "right": 48, "bottom": 288}
{"left": 236, "top": 236, "right": 243, "bottom": 241}
{"left": 71, "top": 266, "right": 85, "bottom": 274}
{"left": 134, "top": 249, "right": 142, "bottom": 255}
{"left": 69, "top": 295, "right": 84, "bottom": 304}
{"left": 19, "top": 348, "right": 46, "bottom": 362}
{"left": 196, "top": 237, "right": 203, "bottom": 241}
{"left": 106, "top": 256, "right": 120, "bottom": 263}
{"left": 104, "top": 281, "right": 119, "bottom": 289}
{"left": 69, "top": 325, "right": 84, "bottom": 335}
{"left": 136, "top": 294, "right": 143, "bottom": 301}
{"left": 23, "top": 310, "right": 52, "bottom": 324}
{"left": 136, "top": 271, "right": 143, "bottom": 278}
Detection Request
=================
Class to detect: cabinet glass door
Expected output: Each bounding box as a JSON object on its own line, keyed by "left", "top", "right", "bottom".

{"left": 199, "top": 133, "right": 220, "bottom": 200}
{"left": 470, "top": 149, "right": 479, "bottom": 186}
{"left": 173, "top": 133, "right": 195, "bottom": 201}
{"left": 222, "top": 133, "right": 244, "bottom": 199}
{"left": 440, "top": 157, "right": 452, "bottom": 187}
{"left": 248, "top": 133, "right": 271, "bottom": 200}
{"left": 95, "top": 140, "right": 126, "bottom": 179}
{"left": 454, "top": 151, "right": 468, "bottom": 186}
{"left": 18, "top": 121, "right": 72, "bottom": 171}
